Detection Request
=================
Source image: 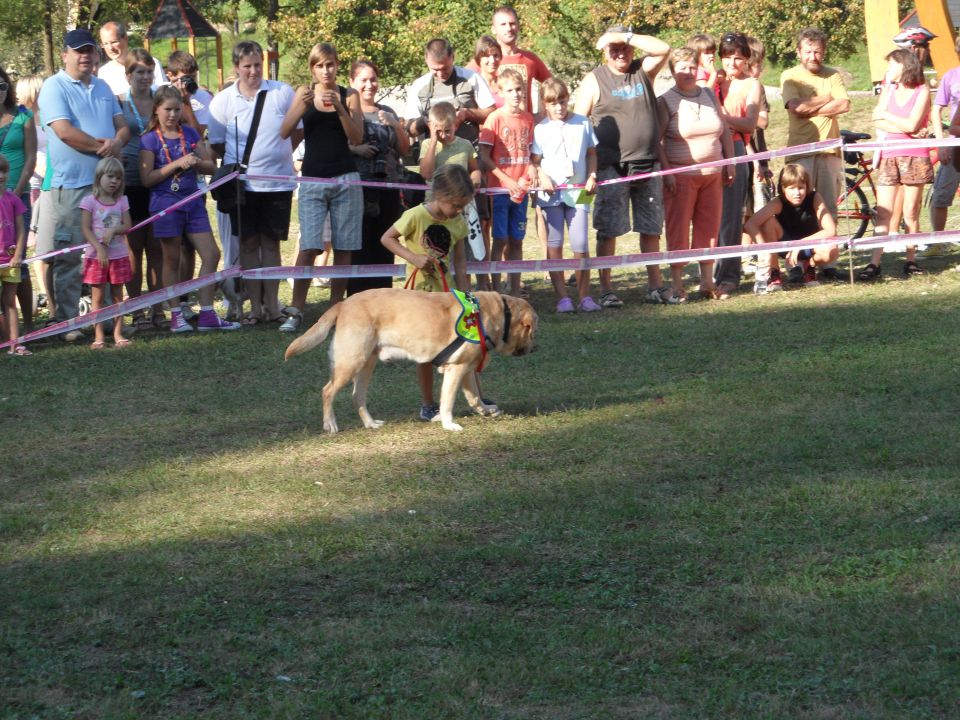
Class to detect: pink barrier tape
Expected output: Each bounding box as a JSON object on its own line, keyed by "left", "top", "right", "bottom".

{"left": 0, "top": 171, "right": 240, "bottom": 271}
{"left": 127, "top": 170, "right": 239, "bottom": 234}
{"left": 583, "top": 139, "right": 844, "bottom": 188}
{"left": 849, "top": 137, "right": 960, "bottom": 152}
{"left": 849, "top": 228, "right": 960, "bottom": 252}
{"left": 1, "top": 266, "right": 241, "bottom": 350}
{"left": 242, "top": 264, "right": 406, "bottom": 280}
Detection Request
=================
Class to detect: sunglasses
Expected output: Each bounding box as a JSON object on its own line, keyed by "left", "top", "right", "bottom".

{"left": 0, "top": 82, "right": 8, "bottom": 92}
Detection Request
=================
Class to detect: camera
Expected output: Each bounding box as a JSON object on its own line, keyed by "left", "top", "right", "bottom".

{"left": 181, "top": 76, "right": 199, "bottom": 95}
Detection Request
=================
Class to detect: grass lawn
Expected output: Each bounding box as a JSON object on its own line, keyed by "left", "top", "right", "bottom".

{"left": 3, "top": 69, "right": 960, "bottom": 720}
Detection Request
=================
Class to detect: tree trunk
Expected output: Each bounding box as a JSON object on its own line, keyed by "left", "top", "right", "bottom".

{"left": 267, "top": 0, "right": 279, "bottom": 79}
{"left": 43, "top": 2, "right": 56, "bottom": 74}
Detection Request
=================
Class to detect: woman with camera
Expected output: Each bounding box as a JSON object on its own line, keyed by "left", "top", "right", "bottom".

{"left": 345, "top": 59, "right": 409, "bottom": 295}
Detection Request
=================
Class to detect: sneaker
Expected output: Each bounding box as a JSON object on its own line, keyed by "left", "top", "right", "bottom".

{"left": 62, "top": 329, "right": 84, "bottom": 342}
{"left": 767, "top": 267, "right": 783, "bottom": 292}
{"left": 419, "top": 403, "right": 439, "bottom": 421}
{"left": 803, "top": 265, "right": 819, "bottom": 287}
{"left": 578, "top": 297, "right": 602, "bottom": 312}
{"left": 556, "top": 297, "right": 575, "bottom": 313}
{"left": 279, "top": 311, "right": 302, "bottom": 332}
{"left": 786, "top": 265, "right": 804, "bottom": 285}
{"left": 566, "top": 273, "right": 577, "bottom": 286}
{"left": 197, "top": 309, "right": 241, "bottom": 331}
{"left": 753, "top": 267, "right": 769, "bottom": 295}
{"left": 478, "top": 397, "right": 502, "bottom": 417}
{"left": 170, "top": 311, "right": 194, "bottom": 333}
{"left": 819, "top": 266, "right": 847, "bottom": 282}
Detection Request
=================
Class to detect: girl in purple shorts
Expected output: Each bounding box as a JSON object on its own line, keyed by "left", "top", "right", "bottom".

{"left": 80, "top": 157, "right": 134, "bottom": 349}
{"left": 140, "top": 86, "right": 239, "bottom": 332}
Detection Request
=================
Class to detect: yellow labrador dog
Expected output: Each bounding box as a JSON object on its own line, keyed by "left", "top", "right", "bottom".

{"left": 285, "top": 288, "right": 537, "bottom": 433}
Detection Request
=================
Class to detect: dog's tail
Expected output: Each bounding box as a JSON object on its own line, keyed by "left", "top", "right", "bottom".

{"left": 284, "top": 304, "right": 341, "bottom": 360}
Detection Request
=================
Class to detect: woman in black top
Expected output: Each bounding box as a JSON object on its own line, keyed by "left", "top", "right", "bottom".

{"left": 346, "top": 59, "right": 410, "bottom": 295}
{"left": 279, "top": 43, "right": 363, "bottom": 332}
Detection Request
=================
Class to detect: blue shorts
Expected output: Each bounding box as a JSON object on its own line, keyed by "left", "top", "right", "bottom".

{"left": 150, "top": 195, "right": 211, "bottom": 238}
{"left": 491, "top": 193, "right": 527, "bottom": 242}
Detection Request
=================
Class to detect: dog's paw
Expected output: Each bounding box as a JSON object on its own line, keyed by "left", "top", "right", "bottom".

{"left": 441, "top": 421, "right": 464, "bottom": 432}
{"left": 365, "top": 419, "right": 385, "bottom": 429}
{"left": 323, "top": 420, "right": 340, "bottom": 434}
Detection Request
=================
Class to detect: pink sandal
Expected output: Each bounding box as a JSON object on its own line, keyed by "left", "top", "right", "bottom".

{"left": 7, "top": 344, "right": 32, "bottom": 356}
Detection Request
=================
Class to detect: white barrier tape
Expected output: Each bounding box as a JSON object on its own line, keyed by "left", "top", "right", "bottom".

{"left": 0, "top": 171, "right": 240, "bottom": 271}
{"left": 243, "top": 264, "right": 405, "bottom": 280}
{"left": 1, "top": 266, "right": 241, "bottom": 350}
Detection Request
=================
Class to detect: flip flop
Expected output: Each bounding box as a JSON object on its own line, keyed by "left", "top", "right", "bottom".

{"left": 90, "top": 341, "right": 106, "bottom": 350}
{"left": 114, "top": 338, "right": 132, "bottom": 348}
{"left": 7, "top": 344, "right": 32, "bottom": 356}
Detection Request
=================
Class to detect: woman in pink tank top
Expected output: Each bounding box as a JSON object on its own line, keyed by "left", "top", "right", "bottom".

{"left": 858, "top": 49, "right": 932, "bottom": 280}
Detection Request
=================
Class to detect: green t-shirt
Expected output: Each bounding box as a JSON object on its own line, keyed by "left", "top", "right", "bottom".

{"left": 393, "top": 204, "right": 467, "bottom": 292}
{"left": 0, "top": 108, "right": 34, "bottom": 191}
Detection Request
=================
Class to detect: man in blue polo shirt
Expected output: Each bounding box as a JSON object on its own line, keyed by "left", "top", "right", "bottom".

{"left": 38, "top": 28, "right": 128, "bottom": 335}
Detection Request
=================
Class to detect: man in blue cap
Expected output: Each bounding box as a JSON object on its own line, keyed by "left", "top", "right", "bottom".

{"left": 38, "top": 28, "right": 129, "bottom": 337}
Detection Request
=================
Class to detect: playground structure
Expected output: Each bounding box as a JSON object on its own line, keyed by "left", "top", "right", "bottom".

{"left": 866, "top": 0, "right": 960, "bottom": 84}
{"left": 144, "top": 0, "right": 224, "bottom": 90}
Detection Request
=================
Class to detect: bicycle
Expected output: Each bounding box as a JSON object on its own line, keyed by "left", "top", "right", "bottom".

{"left": 836, "top": 129, "right": 877, "bottom": 239}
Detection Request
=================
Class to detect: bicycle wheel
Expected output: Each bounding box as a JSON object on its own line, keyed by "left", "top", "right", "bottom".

{"left": 837, "top": 177, "right": 872, "bottom": 239}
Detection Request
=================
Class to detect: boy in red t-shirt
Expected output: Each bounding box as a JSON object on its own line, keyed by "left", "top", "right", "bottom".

{"left": 479, "top": 68, "right": 536, "bottom": 296}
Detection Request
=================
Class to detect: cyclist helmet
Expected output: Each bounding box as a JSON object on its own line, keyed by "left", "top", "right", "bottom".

{"left": 893, "top": 26, "right": 937, "bottom": 48}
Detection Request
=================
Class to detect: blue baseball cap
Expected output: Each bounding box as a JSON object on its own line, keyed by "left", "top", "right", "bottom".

{"left": 64, "top": 28, "right": 97, "bottom": 49}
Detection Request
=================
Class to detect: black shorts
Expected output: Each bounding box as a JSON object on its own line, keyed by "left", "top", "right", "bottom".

{"left": 230, "top": 190, "right": 293, "bottom": 241}
{"left": 125, "top": 185, "right": 151, "bottom": 225}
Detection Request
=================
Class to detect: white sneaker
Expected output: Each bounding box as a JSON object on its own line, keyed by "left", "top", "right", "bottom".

{"left": 279, "top": 312, "right": 302, "bottom": 333}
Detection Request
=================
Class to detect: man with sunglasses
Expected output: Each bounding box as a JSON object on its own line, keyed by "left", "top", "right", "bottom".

{"left": 574, "top": 25, "right": 671, "bottom": 307}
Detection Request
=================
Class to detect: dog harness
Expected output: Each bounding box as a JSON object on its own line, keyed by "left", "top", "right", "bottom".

{"left": 431, "top": 292, "right": 511, "bottom": 372}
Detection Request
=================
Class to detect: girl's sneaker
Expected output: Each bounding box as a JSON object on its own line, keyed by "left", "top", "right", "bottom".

{"left": 197, "top": 310, "right": 241, "bottom": 331}
{"left": 578, "top": 297, "right": 602, "bottom": 312}
{"left": 170, "top": 310, "right": 194, "bottom": 333}
{"left": 556, "top": 297, "right": 575, "bottom": 313}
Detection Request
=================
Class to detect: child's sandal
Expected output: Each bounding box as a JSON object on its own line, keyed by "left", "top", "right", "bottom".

{"left": 7, "top": 344, "right": 32, "bottom": 356}
{"left": 857, "top": 263, "right": 881, "bottom": 281}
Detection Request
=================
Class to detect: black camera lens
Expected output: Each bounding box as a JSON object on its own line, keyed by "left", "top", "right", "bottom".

{"left": 183, "top": 77, "right": 199, "bottom": 94}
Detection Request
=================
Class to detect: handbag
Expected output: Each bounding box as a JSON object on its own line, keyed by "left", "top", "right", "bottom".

{"left": 211, "top": 90, "right": 267, "bottom": 213}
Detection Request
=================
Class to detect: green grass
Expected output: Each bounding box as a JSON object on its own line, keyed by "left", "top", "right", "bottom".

{"left": 4, "top": 248, "right": 960, "bottom": 717}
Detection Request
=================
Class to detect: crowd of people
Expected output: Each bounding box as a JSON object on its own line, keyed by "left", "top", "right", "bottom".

{"left": 0, "top": 8, "right": 957, "bottom": 360}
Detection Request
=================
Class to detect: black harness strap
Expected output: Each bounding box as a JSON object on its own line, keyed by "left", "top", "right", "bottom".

{"left": 432, "top": 296, "right": 511, "bottom": 367}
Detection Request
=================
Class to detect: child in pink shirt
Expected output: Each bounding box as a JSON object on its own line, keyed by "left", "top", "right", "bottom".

{"left": 0, "top": 154, "right": 28, "bottom": 355}
{"left": 80, "top": 157, "right": 133, "bottom": 349}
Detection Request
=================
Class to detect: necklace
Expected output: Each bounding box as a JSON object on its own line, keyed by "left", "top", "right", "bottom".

{"left": 155, "top": 127, "right": 189, "bottom": 192}
{"left": 673, "top": 86, "right": 703, "bottom": 120}
{"left": 126, "top": 90, "right": 151, "bottom": 135}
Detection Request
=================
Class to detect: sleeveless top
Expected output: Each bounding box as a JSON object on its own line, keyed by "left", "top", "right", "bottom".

{"left": 119, "top": 94, "right": 150, "bottom": 187}
{"left": 301, "top": 86, "right": 358, "bottom": 178}
{"left": 591, "top": 60, "right": 658, "bottom": 169}
{"left": 884, "top": 85, "right": 929, "bottom": 158}
{"left": 660, "top": 86, "right": 724, "bottom": 174}
{"left": 776, "top": 192, "right": 819, "bottom": 239}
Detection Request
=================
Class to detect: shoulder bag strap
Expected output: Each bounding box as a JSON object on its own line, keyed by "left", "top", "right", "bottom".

{"left": 239, "top": 89, "right": 268, "bottom": 169}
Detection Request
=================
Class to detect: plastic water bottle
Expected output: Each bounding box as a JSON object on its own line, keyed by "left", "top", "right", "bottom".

{"left": 753, "top": 267, "right": 768, "bottom": 295}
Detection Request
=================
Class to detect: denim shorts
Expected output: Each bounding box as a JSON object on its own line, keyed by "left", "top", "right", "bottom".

{"left": 298, "top": 173, "right": 363, "bottom": 252}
